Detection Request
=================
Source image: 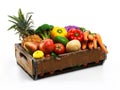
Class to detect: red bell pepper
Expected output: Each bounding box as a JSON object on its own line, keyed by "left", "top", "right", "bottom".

{"left": 67, "top": 28, "right": 84, "bottom": 42}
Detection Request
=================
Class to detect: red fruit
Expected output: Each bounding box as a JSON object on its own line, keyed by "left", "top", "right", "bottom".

{"left": 23, "top": 42, "right": 38, "bottom": 53}
{"left": 39, "top": 40, "right": 44, "bottom": 51}
{"left": 54, "top": 43, "right": 65, "bottom": 54}
{"left": 45, "top": 54, "right": 51, "bottom": 58}
{"left": 39, "top": 39, "right": 55, "bottom": 54}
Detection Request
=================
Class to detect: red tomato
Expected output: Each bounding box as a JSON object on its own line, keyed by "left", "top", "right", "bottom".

{"left": 54, "top": 43, "right": 65, "bottom": 54}
{"left": 45, "top": 54, "right": 51, "bottom": 58}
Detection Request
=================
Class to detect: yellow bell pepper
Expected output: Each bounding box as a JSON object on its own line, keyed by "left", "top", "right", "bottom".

{"left": 33, "top": 50, "right": 44, "bottom": 59}
{"left": 51, "top": 27, "right": 67, "bottom": 38}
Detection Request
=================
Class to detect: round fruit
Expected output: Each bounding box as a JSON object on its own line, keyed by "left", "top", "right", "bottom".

{"left": 45, "top": 54, "right": 51, "bottom": 58}
{"left": 54, "top": 43, "right": 65, "bottom": 54}
{"left": 33, "top": 50, "right": 44, "bottom": 59}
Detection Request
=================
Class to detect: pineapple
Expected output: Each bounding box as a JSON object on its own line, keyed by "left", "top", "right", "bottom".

{"left": 8, "top": 9, "right": 42, "bottom": 46}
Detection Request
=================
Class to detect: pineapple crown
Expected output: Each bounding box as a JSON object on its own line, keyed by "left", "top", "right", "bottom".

{"left": 8, "top": 9, "right": 34, "bottom": 38}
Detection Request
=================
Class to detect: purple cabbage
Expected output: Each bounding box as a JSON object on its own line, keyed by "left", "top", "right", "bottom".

{"left": 65, "top": 25, "right": 80, "bottom": 31}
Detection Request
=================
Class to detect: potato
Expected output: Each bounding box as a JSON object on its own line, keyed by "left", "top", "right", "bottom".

{"left": 66, "top": 40, "right": 81, "bottom": 52}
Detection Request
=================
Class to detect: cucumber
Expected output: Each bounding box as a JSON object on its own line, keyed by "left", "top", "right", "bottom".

{"left": 54, "top": 36, "right": 69, "bottom": 46}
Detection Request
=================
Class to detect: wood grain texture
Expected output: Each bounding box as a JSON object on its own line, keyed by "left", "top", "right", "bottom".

{"left": 15, "top": 44, "right": 107, "bottom": 80}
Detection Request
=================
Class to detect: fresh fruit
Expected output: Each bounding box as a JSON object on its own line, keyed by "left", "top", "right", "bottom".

{"left": 39, "top": 39, "right": 55, "bottom": 54}
{"left": 8, "top": 9, "right": 42, "bottom": 46}
{"left": 8, "top": 9, "right": 34, "bottom": 38}
{"left": 51, "top": 27, "right": 67, "bottom": 38}
{"left": 67, "top": 28, "right": 84, "bottom": 42}
{"left": 66, "top": 40, "right": 81, "bottom": 52}
{"left": 23, "top": 42, "right": 38, "bottom": 54}
{"left": 21, "top": 34, "right": 42, "bottom": 46}
{"left": 45, "top": 54, "right": 51, "bottom": 58}
{"left": 8, "top": 9, "right": 108, "bottom": 60}
{"left": 54, "top": 43, "right": 65, "bottom": 54}
{"left": 54, "top": 36, "right": 69, "bottom": 46}
{"left": 33, "top": 50, "right": 44, "bottom": 59}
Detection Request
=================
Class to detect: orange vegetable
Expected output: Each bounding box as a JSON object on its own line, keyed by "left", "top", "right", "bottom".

{"left": 81, "top": 41, "right": 87, "bottom": 50}
{"left": 93, "top": 38, "right": 97, "bottom": 49}
{"left": 88, "top": 41, "right": 93, "bottom": 49}
{"left": 88, "top": 34, "right": 94, "bottom": 41}
{"left": 83, "top": 30, "right": 89, "bottom": 41}
{"left": 95, "top": 34, "right": 108, "bottom": 53}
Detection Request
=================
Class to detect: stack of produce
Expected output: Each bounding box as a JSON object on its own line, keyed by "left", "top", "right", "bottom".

{"left": 8, "top": 9, "right": 108, "bottom": 60}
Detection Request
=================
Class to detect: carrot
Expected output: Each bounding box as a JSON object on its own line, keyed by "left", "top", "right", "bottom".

{"left": 88, "top": 41, "right": 93, "bottom": 49}
{"left": 81, "top": 41, "right": 87, "bottom": 50}
{"left": 95, "top": 34, "right": 108, "bottom": 53}
{"left": 88, "top": 34, "right": 94, "bottom": 41}
{"left": 83, "top": 30, "right": 89, "bottom": 41}
{"left": 93, "top": 37, "right": 97, "bottom": 49}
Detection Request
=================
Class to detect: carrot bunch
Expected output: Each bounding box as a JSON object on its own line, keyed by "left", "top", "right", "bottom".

{"left": 81, "top": 30, "right": 108, "bottom": 54}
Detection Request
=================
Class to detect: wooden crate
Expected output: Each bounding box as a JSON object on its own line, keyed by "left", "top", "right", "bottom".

{"left": 15, "top": 44, "right": 107, "bottom": 80}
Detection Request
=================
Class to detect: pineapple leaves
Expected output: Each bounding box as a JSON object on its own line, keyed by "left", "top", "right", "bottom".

{"left": 8, "top": 8, "right": 34, "bottom": 38}
{"left": 8, "top": 25, "right": 16, "bottom": 30}
{"left": 18, "top": 9, "right": 25, "bottom": 22}
{"left": 26, "top": 15, "right": 32, "bottom": 24}
{"left": 8, "top": 15, "right": 20, "bottom": 22}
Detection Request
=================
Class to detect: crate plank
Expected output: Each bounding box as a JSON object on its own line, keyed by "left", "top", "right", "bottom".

{"left": 15, "top": 44, "right": 107, "bottom": 80}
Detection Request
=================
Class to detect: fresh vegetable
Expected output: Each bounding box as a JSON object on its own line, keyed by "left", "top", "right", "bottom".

{"left": 83, "top": 30, "right": 89, "bottom": 41}
{"left": 93, "top": 38, "right": 97, "bottom": 49}
{"left": 51, "top": 27, "right": 67, "bottom": 38}
{"left": 54, "top": 43, "right": 65, "bottom": 54}
{"left": 81, "top": 41, "right": 87, "bottom": 50}
{"left": 66, "top": 40, "right": 81, "bottom": 52}
{"left": 33, "top": 50, "right": 44, "bottom": 59}
{"left": 88, "top": 41, "right": 93, "bottom": 49}
{"left": 88, "top": 34, "right": 94, "bottom": 41}
{"left": 67, "top": 28, "right": 84, "bottom": 42}
{"left": 51, "top": 52, "right": 57, "bottom": 58}
{"left": 54, "top": 36, "right": 69, "bottom": 46}
{"left": 39, "top": 39, "right": 55, "bottom": 54}
{"left": 95, "top": 34, "right": 108, "bottom": 53}
{"left": 79, "top": 27, "right": 86, "bottom": 32}
{"left": 23, "top": 42, "right": 38, "bottom": 54}
{"left": 65, "top": 25, "right": 80, "bottom": 31}
{"left": 35, "top": 24, "right": 54, "bottom": 39}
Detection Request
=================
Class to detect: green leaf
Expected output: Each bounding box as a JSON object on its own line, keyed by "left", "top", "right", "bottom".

{"left": 8, "top": 15, "right": 20, "bottom": 22}
{"left": 8, "top": 20, "right": 17, "bottom": 24}
{"left": 8, "top": 25, "right": 16, "bottom": 30}
{"left": 26, "top": 12, "right": 33, "bottom": 20}
{"left": 18, "top": 9, "right": 25, "bottom": 22}
{"left": 26, "top": 15, "right": 32, "bottom": 24}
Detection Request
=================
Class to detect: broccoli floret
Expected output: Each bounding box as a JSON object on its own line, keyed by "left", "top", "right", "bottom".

{"left": 35, "top": 24, "right": 54, "bottom": 39}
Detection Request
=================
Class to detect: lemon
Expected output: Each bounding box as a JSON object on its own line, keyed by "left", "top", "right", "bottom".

{"left": 33, "top": 50, "right": 44, "bottom": 59}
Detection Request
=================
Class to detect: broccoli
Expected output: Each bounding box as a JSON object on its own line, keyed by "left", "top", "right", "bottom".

{"left": 35, "top": 24, "right": 54, "bottom": 39}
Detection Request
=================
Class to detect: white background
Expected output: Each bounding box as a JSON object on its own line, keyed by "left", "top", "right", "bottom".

{"left": 0, "top": 0, "right": 119, "bottom": 90}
